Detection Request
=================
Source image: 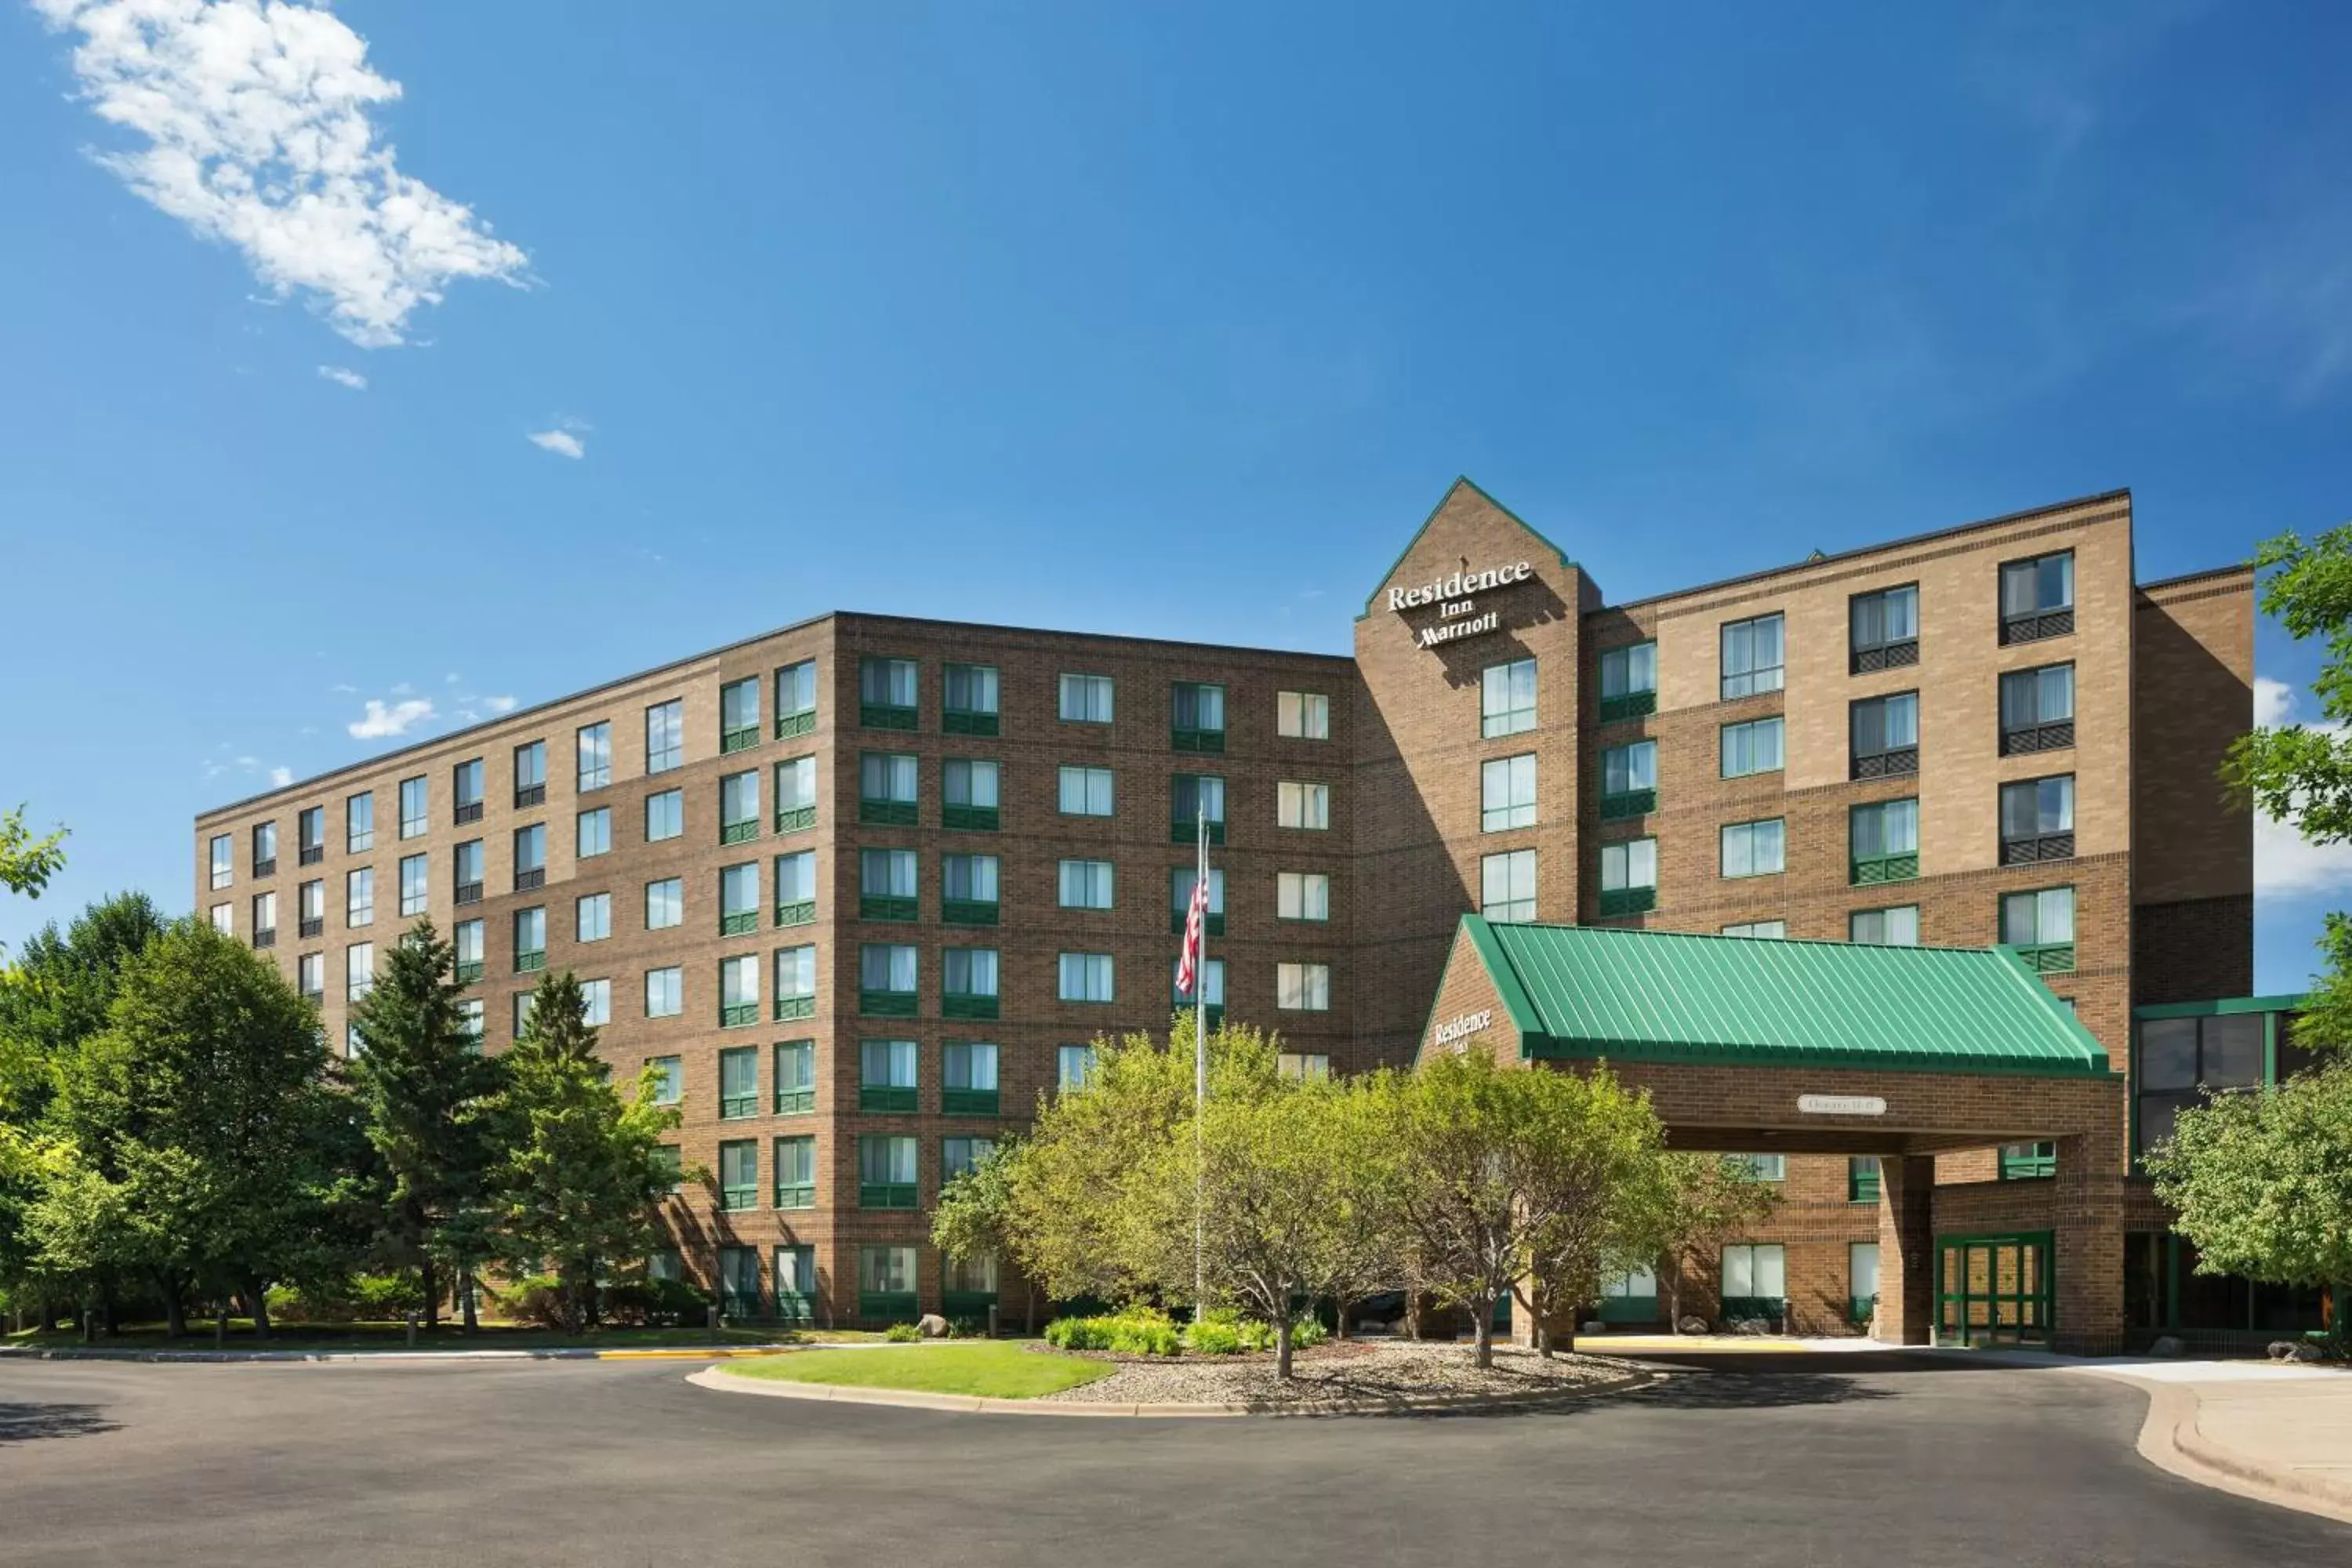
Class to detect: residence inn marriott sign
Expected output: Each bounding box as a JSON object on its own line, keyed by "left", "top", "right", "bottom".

{"left": 202, "top": 477, "right": 2288, "bottom": 1352}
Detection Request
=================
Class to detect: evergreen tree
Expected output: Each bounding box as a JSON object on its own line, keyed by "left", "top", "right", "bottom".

{"left": 488, "top": 971, "right": 679, "bottom": 1334}
{"left": 345, "top": 920, "right": 504, "bottom": 1330}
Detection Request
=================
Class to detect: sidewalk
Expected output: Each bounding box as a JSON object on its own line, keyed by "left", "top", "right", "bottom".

{"left": 2076, "top": 1359, "right": 2352, "bottom": 1524}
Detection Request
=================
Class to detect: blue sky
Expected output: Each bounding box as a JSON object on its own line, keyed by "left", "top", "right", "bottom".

{"left": 2, "top": 2, "right": 2347, "bottom": 985}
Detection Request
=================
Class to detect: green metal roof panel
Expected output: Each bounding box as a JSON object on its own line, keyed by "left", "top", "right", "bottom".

{"left": 1468, "top": 919, "right": 2111, "bottom": 1078}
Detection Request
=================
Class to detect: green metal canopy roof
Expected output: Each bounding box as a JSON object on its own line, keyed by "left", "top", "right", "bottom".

{"left": 1452, "top": 918, "right": 2114, "bottom": 1078}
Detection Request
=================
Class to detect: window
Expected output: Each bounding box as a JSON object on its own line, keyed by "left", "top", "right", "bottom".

{"left": 575, "top": 806, "right": 610, "bottom": 859}
{"left": 644, "top": 789, "right": 683, "bottom": 842}
{"left": 2001, "top": 663, "right": 2076, "bottom": 755}
{"left": 1057, "top": 1044, "right": 1097, "bottom": 1090}
{"left": 1849, "top": 1242, "right": 1882, "bottom": 1323}
{"left": 1277, "top": 691, "right": 1330, "bottom": 739}
{"left": 942, "top": 758, "right": 1000, "bottom": 831}
{"left": 1172, "top": 774, "right": 1226, "bottom": 844}
{"left": 860, "top": 1038, "right": 918, "bottom": 1112}
{"left": 346, "top": 866, "right": 374, "bottom": 927}
{"left": 1479, "top": 754, "right": 1537, "bottom": 832}
{"left": 720, "top": 862, "right": 760, "bottom": 936}
{"left": 652, "top": 1145, "right": 683, "bottom": 1193}
{"left": 453, "top": 918, "right": 484, "bottom": 982}
{"left": 942, "top": 854, "right": 999, "bottom": 924}
{"left": 774, "top": 850, "right": 816, "bottom": 926}
{"left": 1174, "top": 956, "right": 1226, "bottom": 1011}
{"left": 775, "top": 1039, "right": 816, "bottom": 1113}
{"left": 346, "top": 792, "right": 374, "bottom": 853}
{"left": 1278, "top": 780, "right": 1330, "bottom": 830}
{"left": 1850, "top": 584, "right": 1919, "bottom": 672}
{"left": 1722, "top": 920, "right": 1785, "bottom": 939}
{"left": 2000, "top": 775, "right": 2075, "bottom": 864}
{"left": 1720, "top": 613, "right": 1785, "bottom": 701}
{"left": 645, "top": 877, "right": 683, "bottom": 931}
{"left": 718, "top": 770, "right": 760, "bottom": 844}
{"left": 1849, "top": 906, "right": 1920, "bottom": 947}
{"left": 1848, "top": 1156, "right": 1882, "bottom": 1203}
{"left": 577, "top": 720, "right": 612, "bottom": 791}
{"left": 298, "top": 878, "right": 326, "bottom": 937}
{"left": 513, "top": 823, "right": 546, "bottom": 890}
{"left": 942, "top": 1040, "right": 999, "bottom": 1115}
{"left": 251, "top": 891, "right": 277, "bottom": 942}
{"left": 2000, "top": 887, "right": 2076, "bottom": 971}
{"left": 1170, "top": 866, "right": 1225, "bottom": 936}
{"left": 398, "top": 854, "right": 427, "bottom": 917}
{"left": 1999, "top": 550, "right": 2075, "bottom": 643}
{"left": 398, "top": 776, "right": 428, "bottom": 840}
{"left": 942, "top": 1134, "right": 997, "bottom": 1181}
{"left": 717, "top": 1141, "right": 758, "bottom": 1211}
{"left": 209, "top": 902, "right": 234, "bottom": 935}
{"left": 1172, "top": 682, "right": 1225, "bottom": 750}
{"left": 1600, "top": 740, "right": 1657, "bottom": 818}
{"left": 861, "top": 1243, "right": 916, "bottom": 1302}
{"left": 943, "top": 949, "right": 1000, "bottom": 1018}
{"left": 346, "top": 942, "right": 374, "bottom": 1003}
{"left": 859, "top": 848, "right": 919, "bottom": 920}
{"left": 513, "top": 907, "right": 546, "bottom": 972}
{"left": 1999, "top": 1142, "right": 2057, "bottom": 1180}
{"left": 1477, "top": 657, "right": 1538, "bottom": 739}
{"left": 1722, "top": 1243, "right": 1788, "bottom": 1320}
{"left": 1599, "top": 838, "right": 1657, "bottom": 916}
{"left": 209, "top": 833, "right": 234, "bottom": 890}
{"left": 1849, "top": 692, "right": 1919, "bottom": 779}
{"left": 513, "top": 991, "right": 535, "bottom": 1044}
{"left": 1058, "top": 764, "right": 1115, "bottom": 817}
{"left": 943, "top": 663, "right": 1000, "bottom": 735}
{"left": 1278, "top": 1053, "right": 1331, "bottom": 1081}
{"left": 775, "top": 659, "right": 818, "bottom": 738}
{"left": 1720, "top": 818, "right": 1785, "bottom": 879}
{"left": 859, "top": 944, "right": 918, "bottom": 1014}
{"left": 513, "top": 740, "right": 546, "bottom": 807}
{"left": 1058, "top": 672, "right": 1114, "bottom": 724}
{"left": 720, "top": 1044, "right": 759, "bottom": 1116}
{"left": 2134, "top": 1013, "right": 2267, "bottom": 1159}
{"left": 645, "top": 699, "right": 684, "bottom": 773}
{"left": 858, "top": 1136, "right": 919, "bottom": 1209}
{"left": 774, "top": 944, "right": 816, "bottom": 1020}
{"left": 452, "top": 840, "right": 485, "bottom": 904}
{"left": 1849, "top": 798, "right": 1919, "bottom": 884}
{"left": 1058, "top": 952, "right": 1114, "bottom": 1003}
{"left": 860, "top": 753, "right": 919, "bottom": 825}
{"left": 1730, "top": 1153, "right": 1786, "bottom": 1181}
{"left": 1721, "top": 717, "right": 1785, "bottom": 779}
{"left": 1059, "top": 858, "right": 1115, "bottom": 910}
{"left": 1276, "top": 961, "right": 1330, "bottom": 1011}
{"left": 453, "top": 760, "right": 484, "bottom": 823}
{"left": 252, "top": 820, "right": 277, "bottom": 874}
{"left": 460, "top": 999, "right": 488, "bottom": 1044}
{"left": 644, "top": 966, "right": 682, "bottom": 1018}
{"left": 1278, "top": 871, "right": 1330, "bottom": 922}
{"left": 773, "top": 1135, "right": 816, "bottom": 1209}
{"left": 298, "top": 951, "right": 325, "bottom": 998}
{"left": 720, "top": 677, "right": 761, "bottom": 753}
{"left": 1481, "top": 849, "right": 1537, "bottom": 923}
{"left": 298, "top": 806, "right": 325, "bottom": 864}
{"left": 1599, "top": 643, "right": 1657, "bottom": 720}
{"left": 860, "top": 658, "right": 919, "bottom": 727}
{"left": 775, "top": 755, "right": 818, "bottom": 833}
{"left": 580, "top": 978, "right": 610, "bottom": 1027}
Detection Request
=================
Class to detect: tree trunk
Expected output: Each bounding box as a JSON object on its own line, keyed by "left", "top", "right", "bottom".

{"left": 461, "top": 1266, "right": 480, "bottom": 1333}
{"left": 248, "top": 1276, "right": 273, "bottom": 1338}
{"left": 100, "top": 1290, "right": 119, "bottom": 1335}
{"left": 1472, "top": 1302, "right": 1494, "bottom": 1369}
{"left": 420, "top": 1255, "right": 439, "bottom": 1331}
{"left": 1274, "top": 1316, "right": 1294, "bottom": 1381}
{"left": 1667, "top": 1265, "right": 1682, "bottom": 1334}
{"left": 158, "top": 1272, "right": 186, "bottom": 1339}
{"left": 1024, "top": 1283, "right": 1036, "bottom": 1336}
{"left": 1334, "top": 1297, "right": 1348, "bottom": 1341}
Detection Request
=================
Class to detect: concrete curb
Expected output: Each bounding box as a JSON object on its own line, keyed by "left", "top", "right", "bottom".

{"left": 2100, "top": 1372, "right": 2352, "bottom": 1527}
{"left": 0, "top": 1344, "right": 804, "bottom": 1365}
{"left": 688, "top": 1362, "right": 1654, "bottom": 1418}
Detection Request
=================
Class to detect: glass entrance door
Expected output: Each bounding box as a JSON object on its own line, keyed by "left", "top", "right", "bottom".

{"left": 1934, "top": 1232, "right": 2053, "bottom": 1346}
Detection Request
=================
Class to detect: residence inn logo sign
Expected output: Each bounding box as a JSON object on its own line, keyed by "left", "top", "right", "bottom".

{"left": 1388, "top": 559, "right": 1534, "bottom": 648}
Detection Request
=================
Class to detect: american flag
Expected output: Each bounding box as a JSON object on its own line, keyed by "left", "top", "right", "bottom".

{"left": 1175, "top": 830, "right": 1210, "bottom": 997}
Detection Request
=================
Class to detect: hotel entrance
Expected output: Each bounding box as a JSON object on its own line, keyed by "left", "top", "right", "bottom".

{"left": 1935, "top": 1232, "right": 2055, "bottom": 1347}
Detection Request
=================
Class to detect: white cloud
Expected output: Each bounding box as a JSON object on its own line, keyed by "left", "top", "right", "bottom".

{"left": 318, "top": 365, "right": 367, "bottom": 390}
{"left": 2248, "top": 676, "right": 2352, "bottom": 899}
{"left": 328, "top": 681, "right": 357, "bottom": 694}
{"left": 347, "top": 697, "right": 435, "bottom": 739}
{"left": 445, "top": 672, "right": 463, "bottom": 684}
{"left": 269, "top": 765, "right": 293, "bottom": 787}
{"left": 527, "top": 428, "right": 585, "bottom": 459}
{"left": 2254, "top": 675, "right": 2296, "bottom": 727}
{"left": 390, "top": 681, "right": 413, "bottom": 695}
{"left": 485, "top": 694, "right": 517, "bottom": 714}
{"left": 33, "top": 0, "right": 528, "bottom": 347}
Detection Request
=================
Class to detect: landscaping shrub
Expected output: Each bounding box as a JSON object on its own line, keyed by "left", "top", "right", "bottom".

{"left": 946, "top": 1316, "right": 988, "bottom": 1339}
{"left": 1043, "top": 1307, "right": 1181, "bottom": 1356}
{"left": 604, "top": 1276, "right": 709, "bottom": 1327}
{"left": 884, "top": 1322, "right": 923, "bottom": 1343}
{"left": 500, "top": 1274, "right": 568, "bottom": 1330}
{"left": 1179, "top": 1309, "right": 1327, "bottom": 1354}
{"left": 1182, "top": 1316, "right": 1243, "bottom": 1355}
{"left": 348, "top": 1270, "right": 427, "bottom": 1317}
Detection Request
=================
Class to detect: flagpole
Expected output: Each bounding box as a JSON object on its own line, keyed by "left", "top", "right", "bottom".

{"left": 1194, "top": 796, "right": 1208, "bottom": 1319}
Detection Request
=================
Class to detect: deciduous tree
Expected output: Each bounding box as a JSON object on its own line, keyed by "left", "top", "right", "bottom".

{"left": 1644, "top": 1153, "right": 1782, "bottom": 1334}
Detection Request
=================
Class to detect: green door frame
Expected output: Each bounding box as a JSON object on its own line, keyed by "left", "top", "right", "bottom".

{"left": 1933, "top": 1230, "right": 2056, "bottom": 1347}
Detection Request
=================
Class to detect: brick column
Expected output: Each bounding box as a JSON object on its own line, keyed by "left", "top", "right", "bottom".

{"left": 2053, "top": 1126, "right": 2127, "bottom": 1356}
{"left": 1875, "top": 1155, "right": 1935, "bottom": 1345}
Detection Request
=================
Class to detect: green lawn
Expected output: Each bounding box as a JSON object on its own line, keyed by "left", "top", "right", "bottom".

{"left": 728, "top": 1341, "right": 1113, "bottom": 1399}
{"left": 2, "top": 1320, "right": 880, "bottom": 1353}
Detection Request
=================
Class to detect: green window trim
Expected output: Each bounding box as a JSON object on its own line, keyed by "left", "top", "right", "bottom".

{"left": 773, "top": 995, "right": 816, "bottom": 1022}
{"left": 720, "top": 911, "right": 757, "bottom": 937}
{"left": 775, "top": 710, "right": 817, "bottom": 741}
{"left": 859, "top": 1183, "right": 919, "bottom": 1210}
{"left": 1169, "top": 908, "right": 1228, "bottom": 937}
{"left": 861, "top": 895, "right": 919, "bottom": 922}
{"left": 1598, "top": 886, "right": 1655, "bottom": 917}
{"left": 774, "top": 805, "right": 817, "bottom": 833}
{"left": 720, "top": 724, "right": 761, "bottom": 755}
{"left": 720, "top": 1003, "right": 759, "bottom": 1029}
{"left": 1847, "top": 1159, "right": 1882, "bottom": 1204}
{"left": 775, "top": 1182, "right": 816, "bottom": 1210}
{"left": 942, "top": 993, "right": 1000, "bottom": 1022}
{"left": 1850, "top": 853, "right": 1920, "bottom": 886}
{"left": 2013, "top": 943, "right": 2075, "bottom": 974}
{"left": 942, "top": 898, "right": 1000, "bottom": 927}
{"left": 1598, "top": 690, "right": 1657, "bottom": 723}
{"left": 1999, "top": 1142, "right": 2057, "bottom": 1179}
{"left": 858, "top": 1290, "right": 919, "bottom": 1322}
{"left": 942, "top": 804, "right": 1000, "bottom": 832}
{"left": 941, "top": 1290, "right": 1000, "bottom": 1319}
{"left": 1849, "top": 1294, "right": 1878, "bottom": 1325}
{"left": 1171, "top": 728, "right": 1226, "bottom": 753}
{"left": 775, "top": 1088, "right": 816, "bottom": 1115}
{"left": 860, "top": 1084, "right": 919, "bottom": 1113}
{"left": 859, "top": 800, "right": 917, "bottom": 827}
{"left": 515, "top": 950, "right": 546, "bottom": 974}
{"left": 860, "top": 702, "right": 918, "bottom": 730}
{"left": 859, "top": 989, "right": 918, "bottom": 1017}
{"left": 720, "top": 819, "right": 760, "bottom": 845}
{"left": 1171, "top": 818, "right": 1228, "bottom": 847}
{"left": 941, "top": 1087, "right": 1001, "bottom": 1116}
{"left": 775, "top": 899, "right": 816, "bottom": 927}
{"left": 1719, "top": 1295, "right": 1788, "bottom": 1323}
{"left": 454, "top": 960, "right": 484, "bottom": 985}
{"left": 1599, "top": 789, "right": 1656, "bottom": 821}
{"left": 942, "top": 708, "right": 1000, "bottom": 738}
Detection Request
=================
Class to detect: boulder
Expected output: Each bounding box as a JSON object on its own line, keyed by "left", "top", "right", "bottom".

{"left": 1579, "top": 1321, "right": 1606, "bottom": 1337}
{"left": 1731, "top": 1319, "right": 1772, "bottom": 1338}
{"left": 1676, "top": 1316, "right": 1710, "bottom": 1335}
{"left": 916, "top": 1313, "right": 950, "bottom": 1339}
{"left": 2147, "top": 1335, "right": 2186, "bottom": 1358}
{"left": 2269, "top": 1339, "right": 2323, "bottom": 1363}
